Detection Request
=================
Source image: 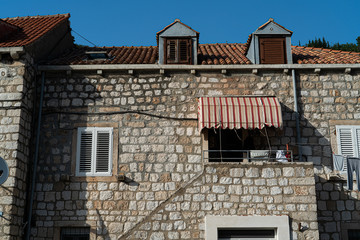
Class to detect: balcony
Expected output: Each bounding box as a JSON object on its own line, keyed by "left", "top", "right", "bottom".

{"left": 203, "top": 149, "right": 293, "bottom": 163}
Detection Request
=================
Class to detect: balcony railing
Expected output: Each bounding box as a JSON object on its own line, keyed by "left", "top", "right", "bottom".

{"left": 203, "top": 150, "right": 293, "bottom": 162}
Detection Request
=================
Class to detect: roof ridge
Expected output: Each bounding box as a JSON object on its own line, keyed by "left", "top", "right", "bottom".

{"left": 2, "top": 13, "right": 70, "bottom": 21}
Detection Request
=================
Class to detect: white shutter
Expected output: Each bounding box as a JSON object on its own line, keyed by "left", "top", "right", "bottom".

{"left": 356, "top": 128, "right": 360, "bottom": 158}
{"left": 337, "top": 126, "right": 355, "bottom": 157}
{"left": 336, "top": 125, "right": 360, "bottom": 172}
{"left": 76, "top": 127, "right": 113, "bottom": 176}
{"left": 76, "top": 129, "right": 94, "bottom": 175}
{"left": 95, "top": 130, "right": 111, "bottom": 173}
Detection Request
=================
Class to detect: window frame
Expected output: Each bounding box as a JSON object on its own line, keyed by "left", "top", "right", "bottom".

{"left": 205, "top": 215, "right": 290, "bottom": 240}
{"left": 336, "top": 125, "right": 360, "bottom": 158}
{"left": 75, "top": 127, "right": 113, "bottom": 177}
{"left": 164, "top": 37, "right": 192, "bottom": 64}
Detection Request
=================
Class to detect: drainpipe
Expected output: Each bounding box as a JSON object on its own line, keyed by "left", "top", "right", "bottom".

{"left": 25, "top": 71, "right": 45, "bottom": 240}
{"left": 292, "top": 69, "right": 303, "bottom": 162}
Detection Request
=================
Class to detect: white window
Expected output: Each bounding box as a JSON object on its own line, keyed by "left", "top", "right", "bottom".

{"left": 76, "top": 127, "right": 113, "bottom": 176}
{"left": 336, "top": 125, "right": 360, "bottom": 158}
{"left": 205, "top": 216, "right": 290, "bottom": 240}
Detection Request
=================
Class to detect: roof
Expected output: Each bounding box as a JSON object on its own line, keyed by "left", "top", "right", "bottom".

{"left": 156, "top": 19, "right": 199, "bottom": 36}
{"left": 156, "top": 19, "right": 199, "bottom": 45}
{"left": 257, "top": 18, "right": 293, "bottom": 35}
{"left": 0, "top": 14, "right": 70, "bottom": 47}
{"left": 46, "top": 44, "right": 360, "bottom": 65}
{"left": 292, "top": 46, "right": 360, "bottom": 64}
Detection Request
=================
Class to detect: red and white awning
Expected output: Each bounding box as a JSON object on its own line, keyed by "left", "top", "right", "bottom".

{"left": 198, "top": 97, "right": 283, "bottom": 130}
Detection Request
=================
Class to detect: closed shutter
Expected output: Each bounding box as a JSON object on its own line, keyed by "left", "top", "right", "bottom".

{"left": 259, "top": 37, "right": 286, "bottom": 64}
{"left": 179, "top": 39, "right": 191, "bottom": 63}
{"left": 336, "top": 125, "right": 360, "bottom": 172}
{"left": 356, "top": 128, "right": 360, "bottom": 157}
{"left": 167, "top": 39, "right": 177, "bottom": 63}
{"left": 76, "top": 127, "right": 113, "bottom": 176}
{"left": 79, "top": 130, "right": 93, "bottom": 173}
{"left": 338, "top": 127, "right": 355, "bottom": 157}
{"left": 95, "top": 131, "right": 111, "bottom": 173}
{"left": 165, "top": 38, "right": 191, "bottom": 64}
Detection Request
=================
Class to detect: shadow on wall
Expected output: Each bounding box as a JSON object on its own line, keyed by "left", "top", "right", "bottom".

{"left": 293, "top": 72, "right": 360, "bottom": 240}
{"left": 34, "top": 73, "right": 114, "bottom": 239}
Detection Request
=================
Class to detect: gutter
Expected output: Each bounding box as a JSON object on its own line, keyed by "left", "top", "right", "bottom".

{"left": 292, "top": 69, "right": 303, "bottom": 162}
{"left": 24, "top": 72, "right": 45, "bottom": 240}
{"left": 0, "top": 47, "right": 25, "bottom": 60}
{"left": 37, "top": 63, "right": 360, "bottom": 71}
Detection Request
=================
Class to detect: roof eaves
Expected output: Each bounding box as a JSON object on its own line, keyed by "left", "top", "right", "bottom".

{"left": 156, "top": 19, "right": 199, "bottom": 45}
{"left": 257, "top": 18, "right": 293, "bottom": 35}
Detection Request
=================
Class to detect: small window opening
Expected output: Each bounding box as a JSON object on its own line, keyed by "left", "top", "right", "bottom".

{"left": 165, "top": 38, "right": 191, "bottom": 64}
{"left": 85, "top": 51, "right": 110, "bottom": 60}
{"left": 218, "top": 229, "right": 275, "bottom": 240}
{"left": 61, "top": 227, "right": 90, "bottom": 240}
{"left": 348, "top": 229, "right": 360, "bottom": 240}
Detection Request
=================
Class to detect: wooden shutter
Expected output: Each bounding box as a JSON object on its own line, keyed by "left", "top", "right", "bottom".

{"left": 95, "top": 131, "right": 111, "bottom": 173}
{"left": 167, "top": 39, "right": 177, "bottom": 63}
{"left": 179, "top": 39, "right": 191, "bottom": 63}
{"left": 79, "top": 130, "right": 93, "bottom": 173}
{"left": 165, "top": 38, "right": 191, "bottom": 64}
{"left": 259, "top": 37, "right": 286, "bottom": 64}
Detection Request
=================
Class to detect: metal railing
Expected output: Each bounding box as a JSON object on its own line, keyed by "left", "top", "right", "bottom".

{"left": 203, "top": 149, "right": 293, "bottom": 162}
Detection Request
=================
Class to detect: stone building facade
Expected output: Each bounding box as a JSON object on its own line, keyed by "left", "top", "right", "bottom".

{"left": 1, "top": 14, "right": 360, "bottom": 240}
{"left": 0, "top": 14, "right": 73, "bottom": 239}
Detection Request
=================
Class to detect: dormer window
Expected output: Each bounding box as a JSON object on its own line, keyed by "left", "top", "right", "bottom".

{"left": 246, "top": 18, "right": 293, "bottom": 64}
{"left": 165, "top": 38, "right": 191, "bottom": 64}
{"left": 157, "top": 19, "right": 199, "bottom": 65}
{"left": 259, "top": 37, "right": 286, "bottom": 64}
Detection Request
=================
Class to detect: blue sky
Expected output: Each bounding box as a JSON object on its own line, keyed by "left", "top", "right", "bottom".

{"left": 1, "top": 0, "right": 359, "bottom": 47}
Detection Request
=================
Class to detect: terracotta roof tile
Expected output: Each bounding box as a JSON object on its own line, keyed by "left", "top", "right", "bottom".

{"left": 292, "top": 46, "right": 360, "bottom": 64}
{"left": 0, "top": 14, "right": 70, "bottom": 47}
{"left": 46, "top": 44, "right": 360, "bottom": 65}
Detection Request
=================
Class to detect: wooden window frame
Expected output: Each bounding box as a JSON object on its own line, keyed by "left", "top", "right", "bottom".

{"left": 164, "top": 38, "right": 192, "bottom": 64}
{"left": 259, "top": 37, "right": 286, "bottom": 64}
{"left": 75, "top": 127, "right": 113, "bottom": 177}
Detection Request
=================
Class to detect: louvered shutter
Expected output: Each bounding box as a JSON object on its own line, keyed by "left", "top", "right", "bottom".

{"left": 167, "top": 39, "right": 177, "bottom": 63}
{"left": 336, "top": 125, "right": 360, "bottom": 172}
{"left": 356, "top": 128, "right": 360, "bottom": 157}
{"left": 259, "top": 37, "right": 286, "bottom": 64}
{"left": 165, "top": 38, "right": 191, "bottom": 64}
{"left": 179, "top": 39, "right": 190, "bottom": 63}
{"left": 78, "top": 130, "right": 93, "bottom": 174}
{"left": 76, "top": 127, "right": 113, "bottom": 176}
{"left": 95, "top": 131, "right": 111, "bottom": 173}
{"left": 337, "top": 127, "right": 355, "bottom": 157}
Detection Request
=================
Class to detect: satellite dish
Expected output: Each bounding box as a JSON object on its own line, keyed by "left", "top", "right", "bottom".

{"left": 0, "top": 157, "right": 9, "bottom": 185}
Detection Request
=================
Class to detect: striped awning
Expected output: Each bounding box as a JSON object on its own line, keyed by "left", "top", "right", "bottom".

{"left": 198, "top": 97, "right": 283, "bottom": 130}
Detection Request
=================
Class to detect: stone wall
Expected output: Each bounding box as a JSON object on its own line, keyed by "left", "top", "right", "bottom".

{"left": 0, "top": 53, "right": 36, "bottom": 239}
{"left": 296, "top": 71, "right": 360, "bottom": 240}
{"left": 29, "top": 69, "right": 360, "bottom": 239}
{"left": 123, "top": 163, "right": 318, "bottom": 240}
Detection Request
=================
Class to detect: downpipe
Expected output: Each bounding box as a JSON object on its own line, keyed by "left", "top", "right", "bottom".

{"left": 24, "top": 71, "right": 45, "bottom": 239}
{"left": 292, "top": 69, "right": 303, "bottom": 162}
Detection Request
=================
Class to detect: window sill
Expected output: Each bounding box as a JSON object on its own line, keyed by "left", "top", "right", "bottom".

{"left": 70, "top": 175, "right": 118, "bottom": 182}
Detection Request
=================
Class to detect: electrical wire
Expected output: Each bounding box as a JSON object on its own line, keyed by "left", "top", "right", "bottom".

{"left": 71, "top": 29, "right": 97, "bottom": 47}
{"left": 42, "top": 109, "right": 196, "bottom": 121}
